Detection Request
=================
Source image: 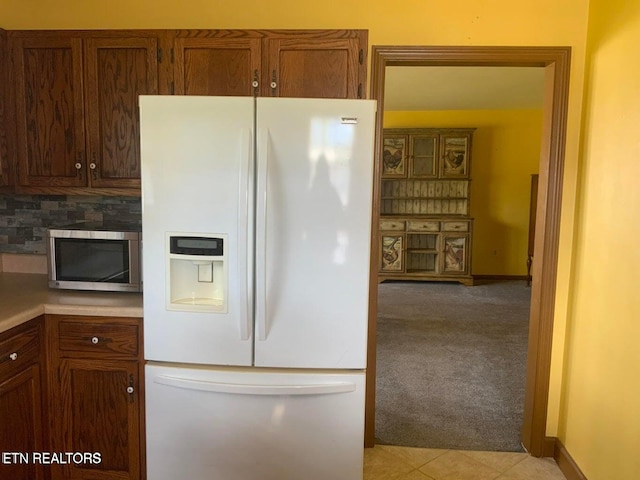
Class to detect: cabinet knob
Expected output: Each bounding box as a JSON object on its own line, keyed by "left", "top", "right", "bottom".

{"left": 75, "top": 162, "right": 82, "bottom": 170}
{"left": 89, "top": 163, "right": 97, "bottom": 170}
{"left": 127, "top": 374, "right": 135, "bottom": 402}
{"left": 9, "top": 352, "right": 18, "bottom": 361}
{"left": 91, "top": 336, "right": 99, "bottom": 344}
{"left": 252, "top": 69, "right": 260, "bottom": 96}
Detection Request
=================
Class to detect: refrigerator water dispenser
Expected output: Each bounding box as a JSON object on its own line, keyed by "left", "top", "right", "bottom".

{"left": 166, "top": 233, "right": 227, "bottom": 312}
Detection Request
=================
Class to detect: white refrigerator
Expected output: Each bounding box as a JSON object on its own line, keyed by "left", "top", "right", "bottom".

{"left": 140, "top": 95, "right": 376, "bottom": 480}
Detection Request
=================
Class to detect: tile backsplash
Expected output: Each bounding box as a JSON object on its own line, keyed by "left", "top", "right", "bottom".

{"left": 0, "top": 195, "right": 141, "bottom": 254}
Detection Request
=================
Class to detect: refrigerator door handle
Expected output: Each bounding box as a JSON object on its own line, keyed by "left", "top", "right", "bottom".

{"left": 154, "top": 374, "right": 356, "bottom": 396}
{"left": 238, "top": 128, "right": 253, "bottom": 341}
{"left": 256, "top": 128, "right": 269, "bottom": 341}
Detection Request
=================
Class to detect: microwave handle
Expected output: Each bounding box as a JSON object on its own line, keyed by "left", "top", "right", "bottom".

{"left": 130, "top": 239, "right": 141, "bottom": 287}
{"left": 46, "top": 234, "right": 55, "bottom": 281}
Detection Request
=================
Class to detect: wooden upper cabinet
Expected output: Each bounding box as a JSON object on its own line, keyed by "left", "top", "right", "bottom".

{"left": 5, "top": 29, "right": 366, "bottom": 195}
{"left": 10, "top": 31, "right": 160, "bottom": 194}
{"left": 174, "top": 36, "right": 261, "bottom": 96}
{"left": 264, "top": 31, "right": 366, "bottom": 99}
{"left": 12, "top": 36, "right": 87, "bottom": 188}
{"left": 172, "top": 30, "right": 367, "bottom": 99}
{"left": 84, "top": 37, "right": 158, "bottom": 189}
{"left": 266, "top": 37, "right": 361, "bottom": 98}
{"left": 0, "top": 29, "right": 9, "bottom": 188}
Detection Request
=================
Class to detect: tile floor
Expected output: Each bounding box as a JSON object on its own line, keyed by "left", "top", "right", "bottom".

{"left": 364, "top": 445, "right": 567, "bottom": 480}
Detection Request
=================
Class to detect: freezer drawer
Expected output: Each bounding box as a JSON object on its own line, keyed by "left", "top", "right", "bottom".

{"left": 145, "top": 364, "right": 366, "bottom": 480}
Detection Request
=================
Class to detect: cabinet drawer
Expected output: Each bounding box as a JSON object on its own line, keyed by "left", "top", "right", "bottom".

{"left": 0, "top": 325, "right": 40, "bottom": 378}
{"left": 407, "top": 220, "right": 440, "bottom": 232}
{"left": 58, "top": 322, "right": 139, "bottom": 357}
{"left": 380, "top": 219, "right": 406, "bottom": 231}
{"left": 442, "top": 221, "right": 469, "bottom": 232}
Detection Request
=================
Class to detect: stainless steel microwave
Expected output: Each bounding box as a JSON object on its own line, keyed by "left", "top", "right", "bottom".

{"left": 47, "top": 222, "right": 142, "bottom": 292}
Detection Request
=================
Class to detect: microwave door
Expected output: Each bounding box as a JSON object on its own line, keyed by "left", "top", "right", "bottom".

{"left": 48, "top": 234, "right": 141, "bottom": 292}
{"left": 54, "top": 238, "right": 131, "bottom": 283}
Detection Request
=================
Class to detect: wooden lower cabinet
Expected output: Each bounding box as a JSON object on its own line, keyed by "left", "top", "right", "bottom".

{"left": 55, "top": 359, "right": 141, "bottom": 479}
{"left": 0, "top": 315, "right": 144, "bottom": 479}
{"left": 46, "top": 315, "right": 144, "bottom": 480}
{"left": 379, "top": 217, "right": 474, "bottom": 285}
{"left": 0, "top": 317, "right": 47, "bottom": 480}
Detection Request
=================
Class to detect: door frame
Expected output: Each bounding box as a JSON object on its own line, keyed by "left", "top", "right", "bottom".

{"left": 365, "top": 45, "right": 571, "bottom": 457}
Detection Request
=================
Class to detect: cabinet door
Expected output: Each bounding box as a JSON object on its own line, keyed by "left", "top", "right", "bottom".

{"left": 84, "top": 37, "right": 158, "bottom": 189}
{"left": 0, "top": 365, "right": 46, "bottom": 480}
{"left": 442, "top": 234, "right": 469, "bottom": 274}
{"left": 409, "top": 134, "right": 438, "bottom": 178}
{"left": 382, "top": 134, "right": 408, "bottom": 178}
{"left": 380, "top": 234, "right": 404, "bottom": 273}
{"left": 174, "top": 36, "right": 261, "bottom": 96}
{"left": 266, "top": 38, "right": 362, "bottom": 98}
{"left": 439, "top": 132, "right": 472, "bottom": 178}
{"left": 12, "top": 35, "right": 87, "bottom": 187}
{"left": 57, "top": 358, "right": 141, "bottom": 480}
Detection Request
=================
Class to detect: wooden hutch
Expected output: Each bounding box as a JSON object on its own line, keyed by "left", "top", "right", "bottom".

{"left": 378, "top": 128, "right": 475, "bottom": 286}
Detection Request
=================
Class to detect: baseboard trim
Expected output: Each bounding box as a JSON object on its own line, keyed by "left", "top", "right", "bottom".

{"left": 544, "top": 436, "right": 557, "bottom": 457}
{"left": 553, "top": 438, "right": 588, "bottom": 480}
{"left": 472, "top": 274, "right": 527, "bottom": 281}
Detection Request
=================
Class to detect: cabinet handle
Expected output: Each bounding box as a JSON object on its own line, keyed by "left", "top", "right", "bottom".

{"left": 91, "top": 336, "right": 99, "bottom": 344}
{"left": 128, "top": 374, "right": 135, "bottom": 403}
{"left": 75, "top": 162, "right": 82, "bottom": 170}
{"left": 9, "top": 352, "right": 18, "bottom": 361}
{"left": 270, "top": 70, "right": 277, "bottom": 94}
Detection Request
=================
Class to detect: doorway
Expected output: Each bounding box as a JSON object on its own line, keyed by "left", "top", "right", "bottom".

{"left": 364, "top": 46, "right": 571, "bottom": 457}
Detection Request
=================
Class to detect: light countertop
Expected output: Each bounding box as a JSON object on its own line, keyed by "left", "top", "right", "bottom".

{"left": 0, "top": 273, "right": 143, "bottom": 334}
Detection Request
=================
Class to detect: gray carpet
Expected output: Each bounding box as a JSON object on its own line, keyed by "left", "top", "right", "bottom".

{"left": 375, "top": 280, "right": 530, "bottom": 452}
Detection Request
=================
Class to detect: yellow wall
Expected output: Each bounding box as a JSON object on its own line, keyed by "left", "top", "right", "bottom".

{"left": 558, "top": 0, "right": 640, "bottom": 478}
{"left": 0, "top": 0, "right": 589, "bottom": 48}
{"left": 0, "top": 0, "right": 592, "bottom": 438}
{"left": 384, "top": 109, "right": 543, "bottom": 276}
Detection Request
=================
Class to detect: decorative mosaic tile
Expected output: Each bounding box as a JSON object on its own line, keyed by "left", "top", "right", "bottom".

{"left": 0, "top": 195, "right": 141, "bottom": 254}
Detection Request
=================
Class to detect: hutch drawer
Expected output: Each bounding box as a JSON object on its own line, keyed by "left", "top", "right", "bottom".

{"left": 407, "top": 220, "right": 440, "bottom": 232}
{"left": 442, "top": 221, "right": 469, "bottom": 232}
{"left": 379, "top": 219, "right": 406, "bottom": 231}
